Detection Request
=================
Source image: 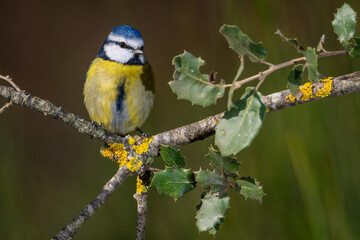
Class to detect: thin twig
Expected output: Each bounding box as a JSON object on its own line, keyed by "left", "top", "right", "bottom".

{"left": 0, "top": 75, "right": 21, "bottom": 91}
{"left": 223, "top": 50, "right": 348, "bottom": 90}
{"left": 0, "top": 101, "right": 13, "bottom": 114}
{"left": 52, "top": 166, "right": 131, "bottom": 240}
{"left": 148, "top": 167, "right": 162, "bottom": 172}
{"left": 134, "top": 192, "right": 148, "bottom": 240}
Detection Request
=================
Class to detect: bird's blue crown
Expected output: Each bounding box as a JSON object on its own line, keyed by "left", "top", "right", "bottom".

{"left": 110, "top": 25, "right": 143, "bottom": 40}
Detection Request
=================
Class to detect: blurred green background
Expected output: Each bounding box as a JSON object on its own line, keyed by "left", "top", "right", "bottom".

{"left": 0, "top": 0, "right": 360, "bottom": 239}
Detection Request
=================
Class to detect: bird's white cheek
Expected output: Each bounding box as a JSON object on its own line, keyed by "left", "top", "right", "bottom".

{"left": 104, "top": 43, "right": 133, "bottom": 63}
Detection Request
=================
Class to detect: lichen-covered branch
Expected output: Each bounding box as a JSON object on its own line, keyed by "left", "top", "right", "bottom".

{"left": 1, "top": 72, "right": 359, "bottom": 148}
{"left": 154, "top": 72, "right": 360, "bottom": 146}
{"left": 0, "top": 84, "right": 124, "bottom": 144}
{"left": 264, "top": 72, "right": 360, "bottom": 112}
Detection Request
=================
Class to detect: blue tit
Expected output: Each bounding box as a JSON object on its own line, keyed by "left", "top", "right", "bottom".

{"left": 84, "top": 25, "right": 155, "bottom": 135}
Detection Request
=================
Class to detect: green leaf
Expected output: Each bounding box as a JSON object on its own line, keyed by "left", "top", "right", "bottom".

{"left": 195, "top": 192, "right": 230, "bottom": 235}
{"left": 275, "top": 29, "right": 305, "bottom": 52}
{"left": 304, "top": 47, "right": 320, "bottom": 83}
{"left": 287, "top": 64, "right": 304, "bottom": 95}
{"left": 215, "top": 87, "right": 266, "bottom": 156}
{"left": 237, "top": 176, "right": 265, "bottom": 203}
{"left": 170, "top": 52, "right": 225, "bottom": 107}
{"left": 196, "top": 169, "right": 229, "bottom": 192}
{"left": 349, "top": 37, "right": 360, "bottom": 58}
{"left": 159, "top": 146, "right": 185, "bottom": 168}
{"left": 332, "top": 3, "right": 357, "bottom": 44}
{"left": 206, "top": 146, "right": 239, "bottom": 177}
{"left": 151, "top": 167, "right": 195, "bottom": 200}
{"left": 219, "top": 24, "right": 267, "bottom": 62}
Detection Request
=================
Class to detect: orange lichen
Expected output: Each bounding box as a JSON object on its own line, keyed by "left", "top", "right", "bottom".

{"left": 136, "top": 176, "right": 148, "bottom": 194}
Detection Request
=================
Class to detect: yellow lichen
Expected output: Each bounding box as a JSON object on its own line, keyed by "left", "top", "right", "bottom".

{"left": 300, "top": 82, "right": 314, "bottom": 101}
{"left": 132, "top": 137, "right": 153, "bottom": 155}
{"left": 109, "top": 143, "right": 124, "bottom": 152}
{"left": 214, "top": 120, "right": 218, "bottom": 125}
{"left": 315, "top": 77, "right": 333, "bottom": 98}
{"left": 136, "top": 176, "right": 148, "bottom": 195}
{"left": 286, "top": 93, "right": 296, "bottom": 103}
{"left": 101, "top": 143, "right": 128, "bottom": 167}
{"left": 126, "top": 157, "right": 143, "bottom": 172}
{"left": 101, "top": 147, "right": 114, "bottom": 159}
{"left": 128, "top": 137, "right": 136, "bottom": 145}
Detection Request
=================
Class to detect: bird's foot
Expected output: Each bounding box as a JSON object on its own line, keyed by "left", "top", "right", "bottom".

{"left": 91, "top": 121, "right": 100, "bottom": 128}
{"left": 135, "top": 127, "right": 151, "bottom": 138}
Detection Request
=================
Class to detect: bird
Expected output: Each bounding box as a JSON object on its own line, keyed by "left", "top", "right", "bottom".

{"left": 84, "top": 25, "right": 155, "bottom": 136}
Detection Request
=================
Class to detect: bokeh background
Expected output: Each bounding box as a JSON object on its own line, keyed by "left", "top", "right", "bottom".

{"left": 0, "top": 0, "right": 360, "bottom": 239}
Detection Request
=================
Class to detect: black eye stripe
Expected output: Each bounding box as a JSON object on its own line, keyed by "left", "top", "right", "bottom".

{"left": 107, "top": 40, "right": 131, "bottom": 49}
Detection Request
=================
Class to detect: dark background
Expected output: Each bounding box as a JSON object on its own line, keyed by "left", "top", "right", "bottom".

{"left": 1, "top": 0, "right": 360, "bottom": 239}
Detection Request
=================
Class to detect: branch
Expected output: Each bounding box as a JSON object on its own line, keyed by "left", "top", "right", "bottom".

{"left": 1, "top": 71, "right": 360, "bottom": 239}
{"left": 134, "top": 192, "right": 148, "bottom": 240}
{"left": 1, "top": 71, "right": 359, "bottom": 148}
{"left": 0, "top": 83, "right": 124, "bottom": 144}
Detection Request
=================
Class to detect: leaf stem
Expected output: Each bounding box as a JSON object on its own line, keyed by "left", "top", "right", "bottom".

{"left": 227, "top": 56, "right": 245, "bottom": 110}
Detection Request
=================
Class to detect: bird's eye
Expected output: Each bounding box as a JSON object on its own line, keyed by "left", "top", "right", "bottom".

{"left": 119, "top": 42, "right": 126, "bottom": 48}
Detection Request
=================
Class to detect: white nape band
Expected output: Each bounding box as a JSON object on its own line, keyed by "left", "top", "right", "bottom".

{"left": 107, "top": 33, "right": 144, "bottom": 49}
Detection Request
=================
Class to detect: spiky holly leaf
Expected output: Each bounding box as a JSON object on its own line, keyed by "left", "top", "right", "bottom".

{"left": 169, "top": 51, "right": 225, "bottom": 107}
{"left": 196, "top": 169, "right": 229, "bottom": 193}
{"left": 288, "top": 64, "right": 304, "bottom": 95}
{"left": 159, "top": 146, "right": 185, "bottom": 168}
{"left": 332, "top": 3, "right": 357, "bottom": 44}
{"left": 220, "top": 25, "right": 267, "bottom": 62}
{"left": 304, "top": 47, "right": 320, "bottom": 83}
{"left": 275, "top": 29, "right": 305, "bottom": 52}
{"left": 236, "top": 176, "right": 265, "bottom": 203}
{"left": 215, "top": 87, "right": 266, "bottom": 156}
{"left": 349, "top": 37, "right": 360, "bottom": 58}
{"left": 206, "top": 146, "right": 239, "bottom": 177}
{"left": 151, "top": 167, "right": 195, "bottom": 200}
{"left": 196, "top": 192, "right": 230, "bottom": 235}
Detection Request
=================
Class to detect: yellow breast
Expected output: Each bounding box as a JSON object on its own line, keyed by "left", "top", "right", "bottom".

{"left": 83, "top": 58, "right": 155, "bottom": 135}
